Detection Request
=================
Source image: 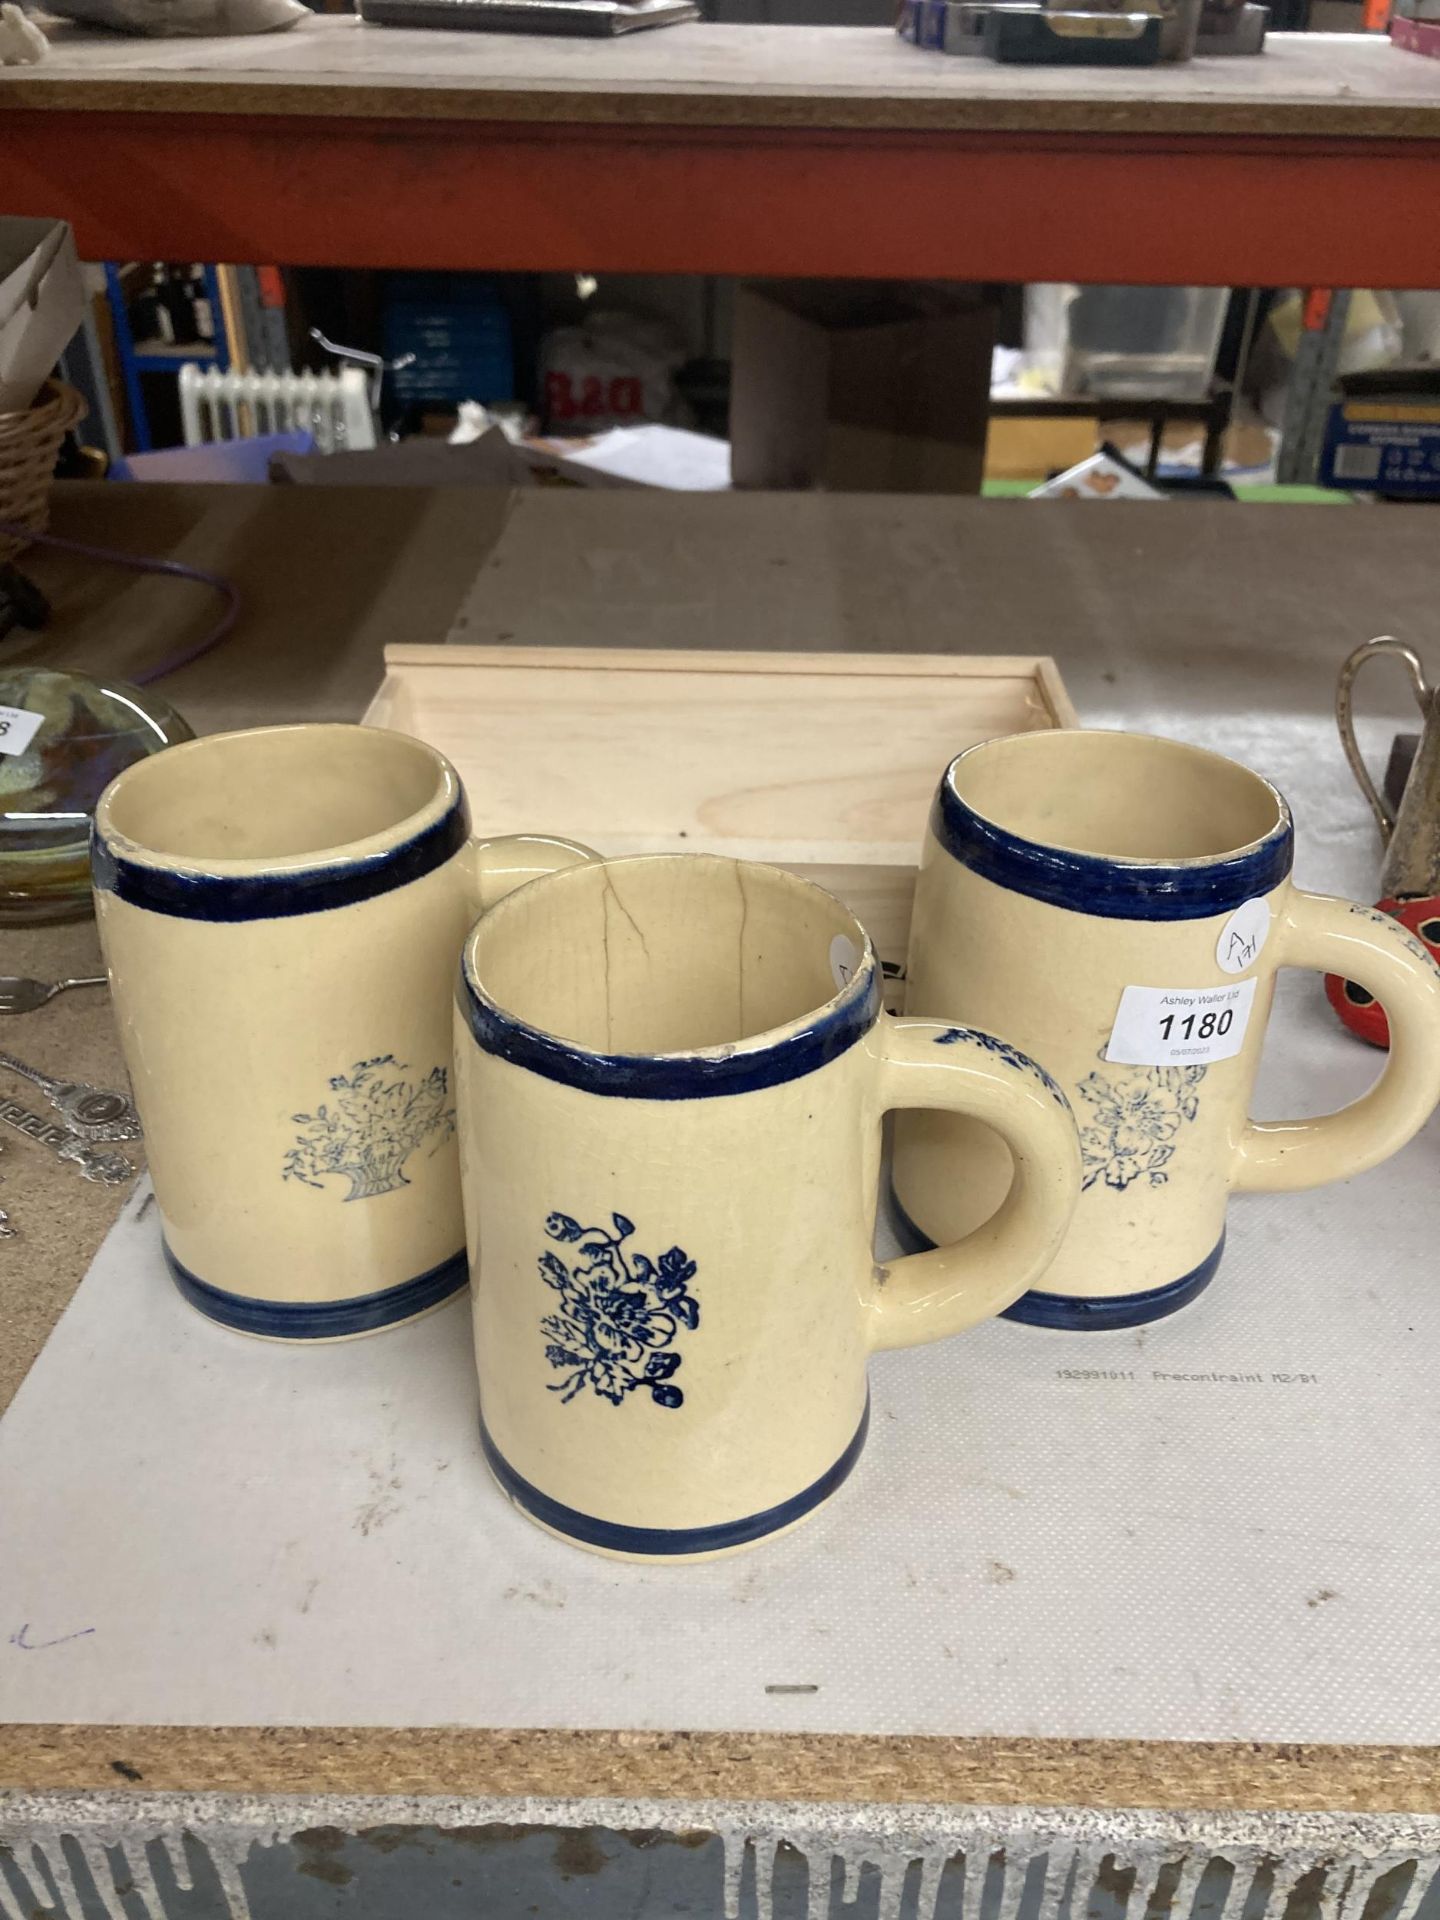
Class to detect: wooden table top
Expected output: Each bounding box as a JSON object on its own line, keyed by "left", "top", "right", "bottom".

{"left": 5, "top": 482, "right": 1440, "bottom": 1814}
{"left": 7, "top": 20, "right": 1440, "bottom": 138}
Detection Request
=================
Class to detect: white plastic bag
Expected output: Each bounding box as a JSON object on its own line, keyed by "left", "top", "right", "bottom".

{"left": 0, "top": 6, "right": 47, "bottom": 64}
{"left": 40, "top": 0, "right": 305, "bottom": 35}
{"left": 541, "top": 311, "right": 685, "bottom": 434}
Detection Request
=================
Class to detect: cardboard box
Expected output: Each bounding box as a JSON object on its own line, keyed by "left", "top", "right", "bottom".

{"left": 729, "top": 281, "right": 996, "bottom": 494}
{"left": 269, "top": 428, "right": 524, "bottom": 488}
{"left": 0, "top": 218, "right": 84, "bottom": 414}
{"left": 1392, "top": 13, "right": 1440, "bottom": 50}
{"left": 1320, "top": 394, "right": 1440, "bottom": 496}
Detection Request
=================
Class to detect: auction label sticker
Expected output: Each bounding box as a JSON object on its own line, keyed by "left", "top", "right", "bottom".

{"left": 0, "top": 706, "right": 43, "bottom": 756}
{"left": 1105, "top": 978, "right": 1257, "bottom": 1067}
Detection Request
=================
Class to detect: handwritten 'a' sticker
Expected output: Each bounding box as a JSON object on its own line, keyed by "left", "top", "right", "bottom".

{"left": 829, "top": 935, "right": 860, "bottom": 991}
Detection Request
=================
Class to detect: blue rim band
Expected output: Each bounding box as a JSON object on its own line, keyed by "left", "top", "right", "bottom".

{"left": 457, "top": 962, "right": 882, "bottom": 1101}
{"left": 164, "top": 1241, "right": 467, "bottom": 1338}
{"left": 481, "top": 1400, "right": 869, "bottom": 1556}
{"left": 931, "top": 782, "right": 1293, "bottom": 922}
{"left": 889, "top": 1185, "right": 1225, "bottom": 1331}
{"left": 92, "top": 797, "right": 469, "bottom": 923}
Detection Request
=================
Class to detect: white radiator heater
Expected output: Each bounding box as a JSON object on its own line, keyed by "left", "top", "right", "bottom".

{"left": 178, "top": 365, "right": 377, "bottom": 454}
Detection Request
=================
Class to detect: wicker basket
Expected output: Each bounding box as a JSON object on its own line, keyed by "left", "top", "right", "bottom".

{"left": 0, "top": 380, "right": 87, "bottom": 565}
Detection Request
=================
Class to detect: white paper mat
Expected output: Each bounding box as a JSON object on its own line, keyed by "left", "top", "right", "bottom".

{"left": 3, "top": 645, "right": 1438, "bottom": 1741}
{"left": 1, "top": 986, "right": 1436, "bottom": 1740}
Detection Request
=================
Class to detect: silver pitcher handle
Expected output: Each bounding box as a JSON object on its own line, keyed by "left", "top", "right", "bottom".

{"left": 1335, "top": 635, "right": 1432, "bottom": 842}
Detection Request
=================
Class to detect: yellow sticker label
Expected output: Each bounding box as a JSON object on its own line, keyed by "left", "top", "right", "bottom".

{"left": 1342, "top": 404, "right": 1440, "bottom": 426}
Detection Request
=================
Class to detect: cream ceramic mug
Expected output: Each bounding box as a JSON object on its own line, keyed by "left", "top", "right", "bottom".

{"left": 893, "top": 730, "right": 1440, "bottom": 1331}
{"left": 454, "top": 853, "right": 1081, "bottom": 1559}
{"left": 93, "top": 723, "right": 592, "bottom": 1340}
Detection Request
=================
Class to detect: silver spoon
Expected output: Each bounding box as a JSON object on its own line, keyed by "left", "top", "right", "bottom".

{"left": 0, "top": 1050, "right": 141, "bottom": 1142}
{"left": 0, "top": 974, "right": 107, "bottom": 1016}
{"left": 0, "top": 1094, "right": 133, "bottom": 1185}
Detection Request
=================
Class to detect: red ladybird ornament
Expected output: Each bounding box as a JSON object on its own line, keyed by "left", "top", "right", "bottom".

{"left": 1325, "top": 894, "right": 1440, "bottom": 1048}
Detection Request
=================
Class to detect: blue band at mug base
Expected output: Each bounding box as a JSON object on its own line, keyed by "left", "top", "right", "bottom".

{"left": 163, "top": 1241, "right": 468, "bottom": 1339}
{"left": 888, "top": 1186, "right": 1225, "bottom": 1331}
{"left": 999, "top": 1237, "right": 1225, "bottom": 1330}
{"left": 480, "top": 1401, "right": 870, "bottom": 1557}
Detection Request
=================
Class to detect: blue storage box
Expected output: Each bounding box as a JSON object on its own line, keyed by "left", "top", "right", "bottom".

{"left": 383, "top": 274, "right": 515, "bottom": 408}
{"left": 1320, "top": 395, "right": 1440, "bottom": 497}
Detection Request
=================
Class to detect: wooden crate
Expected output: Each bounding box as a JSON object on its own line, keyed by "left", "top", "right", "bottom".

{"left": 363, "top": 644, "right": 1075, "bottom": 966}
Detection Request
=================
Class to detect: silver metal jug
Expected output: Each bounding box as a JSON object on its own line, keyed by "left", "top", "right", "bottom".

{"left": 1336, "top": 635, "right": 1440, "bottom": 903}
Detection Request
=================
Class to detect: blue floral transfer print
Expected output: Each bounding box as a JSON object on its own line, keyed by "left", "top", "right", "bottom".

{"left": 934, "top": 1026, "right": 1072, "bottom": 1111}
{"left": 1076, "top": 1063, "right": 1206, "bottom": 1193}
{"left": 283, "top": 1055, "right": 454, "bottom": 1201}
{"left": 1350, "top": 900, "right": 1439, "bottom": 964}
{"left": 539, "top": 1211, "right": 699, "bottom": 1410}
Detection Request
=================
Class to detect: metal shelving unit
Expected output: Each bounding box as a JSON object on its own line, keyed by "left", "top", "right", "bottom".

{"left": 6, "top": 31, "right": 1440, "bottom": 287}
{"left": 102, "top": 261, "right": 231, "bottom": 452}
{"left": 990, "top": 387, "right": 1235, "bottom": 477}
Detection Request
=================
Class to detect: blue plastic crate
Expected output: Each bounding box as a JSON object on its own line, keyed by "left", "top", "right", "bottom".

{"left": 383, "top": 274, "right": 514, "bottom": 407}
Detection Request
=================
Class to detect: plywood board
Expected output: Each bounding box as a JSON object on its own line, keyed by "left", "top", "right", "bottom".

{"left": 364, "top": 644, "right": 1073, "bottom": 960}
{"left": 4, "top": 23, "right": 1440, "bottom": 139}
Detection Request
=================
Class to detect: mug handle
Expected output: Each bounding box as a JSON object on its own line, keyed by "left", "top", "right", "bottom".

{"left": 1235, "top": 891, "right": 1440, "bottom": 1193}
{"left": 464, "top": 834, "right": 597, "bottom": 914}
{"left": 870, "top": 1019, "right": 1081, "bottom": 1353}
